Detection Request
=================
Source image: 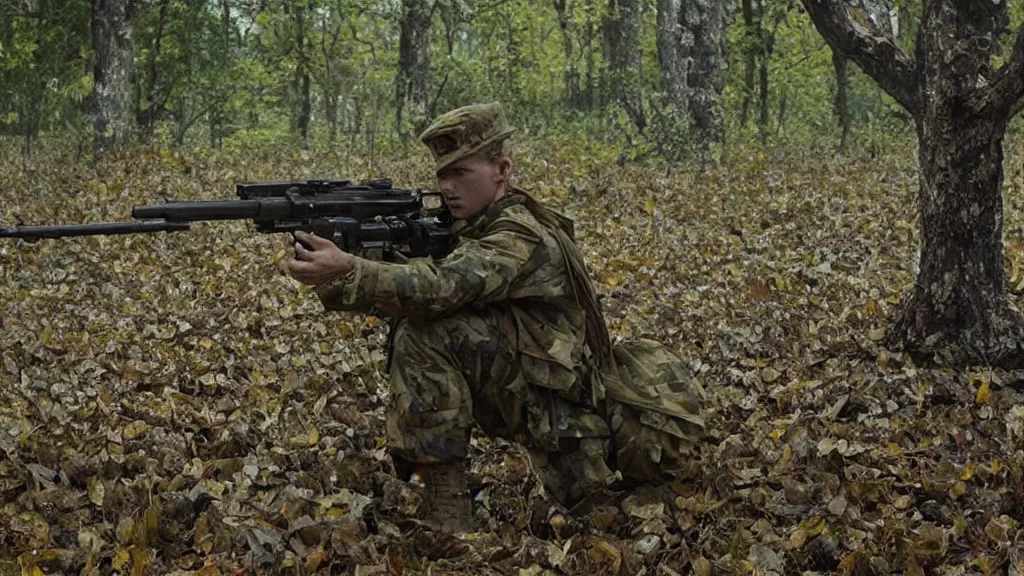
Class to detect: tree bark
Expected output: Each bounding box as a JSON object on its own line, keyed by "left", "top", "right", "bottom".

{"left": 292, "top": 0, "right": 311, "bottom": 144}
{"left": 92, "top": 0, "right": 135, "bottom": 158}
{"left": 208, "top": 0, "right": 234, "bottom": 148}
{"left": 802, "top": 0, "right": 1024, "bottom": 367}
{"left": 553, "top": 0, "right": 582, "bottom": 108}
{"left": 320, "top": 7, "right": 343, "bottom": 147}
{"left": 832, "top": 49, "right": 849, "bottom": 153}
{"left": 739, "top": 0, "right": 754, "bottom": 127}
{"left": 680, "top": 0, "right": 725, "bottom": 145}
{"left": 584, "top": 0, "right": 597, "bottom": 108}
{"left": 655, "top": 0, "right": 726, "bottom": 145}
{"left": 756, "top": 0, "right": 769, "bottom": 144}
{"left": 137, "top": 0, "right": 171, "bottom": 144}
{"left": 604, "top": 0, "right": 645, "bottom": 131}
{"left": 395, "top": 0, "right": 433, "bottom": 140}
{"left": 656, "top": 0, "right": 686, "bottom": 125}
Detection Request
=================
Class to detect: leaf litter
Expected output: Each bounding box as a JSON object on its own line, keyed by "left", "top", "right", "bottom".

{"left": 2, "top": 139, "right": 1024, "bottom": 574}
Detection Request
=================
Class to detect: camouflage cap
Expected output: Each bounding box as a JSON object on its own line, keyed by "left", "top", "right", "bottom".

{"left": 419, "top": 102, "right": 515, "bottom": 173}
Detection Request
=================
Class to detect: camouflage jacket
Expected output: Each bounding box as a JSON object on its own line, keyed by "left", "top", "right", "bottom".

{"left": 315, "top": 187, "right": 593, "bottom": 397}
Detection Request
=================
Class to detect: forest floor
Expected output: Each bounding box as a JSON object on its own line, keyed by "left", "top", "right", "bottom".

{"left": 4, "top": 136, "right": 1024, "bottom": 575}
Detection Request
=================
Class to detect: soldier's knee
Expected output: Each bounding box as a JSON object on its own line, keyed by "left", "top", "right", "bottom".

{"left": 391, "top": 318, "right": 446, "bottom": 356}
{"left": 392, "top": 312, "right": 499, "bottom": 359}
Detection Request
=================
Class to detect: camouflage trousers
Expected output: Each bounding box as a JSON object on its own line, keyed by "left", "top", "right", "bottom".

{"left": 384, "top": 310, "right": 704, "bottom": 505}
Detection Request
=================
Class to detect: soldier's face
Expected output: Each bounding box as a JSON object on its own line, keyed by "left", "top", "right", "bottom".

{"left": 437, "top": 154, "right": 511, "bottom": 219}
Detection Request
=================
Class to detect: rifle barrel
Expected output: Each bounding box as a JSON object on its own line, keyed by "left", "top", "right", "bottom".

{"left": 132, "top": 198, "right": 291, "bottom": 221}
{"left": 0, "top": 220, "right": 190, "bottom": 239}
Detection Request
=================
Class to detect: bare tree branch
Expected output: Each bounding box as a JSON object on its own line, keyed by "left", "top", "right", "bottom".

{"left": 800, "top": 0, "right": 920, "bottom": 116}
{"left": 982, "top": 24, "right": 1024, "bottom": 118}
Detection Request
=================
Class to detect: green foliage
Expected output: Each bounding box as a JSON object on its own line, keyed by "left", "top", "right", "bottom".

{"left": 2, "top": 0, "right": 1024, "bottom": 156}
{"left": 0, "top": 0, "right": 91, "bottom": 151}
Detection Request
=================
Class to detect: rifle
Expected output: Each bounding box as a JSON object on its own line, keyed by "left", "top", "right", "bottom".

{"left": 1, "top": 178, "right": 457, "bottom": 260}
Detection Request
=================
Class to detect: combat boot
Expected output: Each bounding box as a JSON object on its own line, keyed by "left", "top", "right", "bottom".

{"left": 412, "top": 461, "right": 474, "bottom": 533}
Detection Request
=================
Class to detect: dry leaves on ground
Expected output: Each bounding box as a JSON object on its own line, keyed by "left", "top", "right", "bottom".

{"left": 2, "top": 139, "right": 1024, "bottom": 575}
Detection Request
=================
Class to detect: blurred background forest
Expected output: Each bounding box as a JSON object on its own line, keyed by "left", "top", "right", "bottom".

{"left": 3, "top": 0, "right": 1005, "bottom": 162}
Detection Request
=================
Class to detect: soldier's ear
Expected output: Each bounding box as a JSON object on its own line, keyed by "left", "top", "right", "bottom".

{"left": 496, "top": 156, "right": 513, "bottom": 184}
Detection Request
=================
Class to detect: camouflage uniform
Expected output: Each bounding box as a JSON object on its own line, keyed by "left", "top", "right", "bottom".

{"left": 315, "top": 103, "right": 705, "bottom": 514}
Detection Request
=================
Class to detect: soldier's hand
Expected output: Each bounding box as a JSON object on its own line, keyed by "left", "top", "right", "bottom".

{"left": 285, "top": 231, "right": 356, "bottom": 285}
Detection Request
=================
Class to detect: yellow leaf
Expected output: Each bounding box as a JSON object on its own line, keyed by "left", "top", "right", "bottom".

{"left": 869, "top": 328, "right": 885, "bottom": 341}
{"left": 951, "top": 481, "right": 967, "bottom": 498}
{"left": 788, "top": 528, "right": 808, "bottom": 549}
{"left": 976, "top": 379, "right": 990, "bottom": 404}
{"left": 193, "top": 512, "right": 213, "bottom": 554}
{"left": 200, "top": 337, "right": 214, "bottom": 349}
{"left": 776, "top": 444, "right": 792, "bottom": 468}
{"left": 961, "top": 462, "right": 976, "bottom": 481}
{"left": 113, "top": 549, "right": 131, "bottom": 571}
{"left": 305, "top": 547, "right": 328, "bottom": 572}
{"left": 19, "top": 564, "right": 45, "bottom": 576}
{"left": 799, "top": 515, "right": 826, "bottom": 536}
{"left": 863, "top": 299, "right": 877, "bottom": 315}
{"left": 953, "top": 514, "right": 968, "bottom": 537}
{"left": 308, "top": 427, "right": 320, "bottom": 446}
{"left": 761, "top": 366, "right": 781, "bottom": 383}
{"left": 123, "top": 420, "right": 148, "bottom": 440}
{"left": 691, "top": 555, "right": 712, "bottom": 576}
{"left": 88, "top": 476, "right": 105, "bottom": 507}
{"left": 144, "top": 506, "right": 159, "bottom": 546}
{"left": 586, "top": 539, "right": 622, "bottom": 574}
{"left": 130, "top": 546, "right": 149, "bottom": 576}
{"left": 644, "top": 197, "right": 655, "bottom": 215}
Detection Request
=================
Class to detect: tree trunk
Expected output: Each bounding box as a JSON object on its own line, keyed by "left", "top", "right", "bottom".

{"left": 92, "top": 0, "right": 135, "bottom": 158}
{"left": 504, "top": 11, "right": 520, "bottom": 102}
{"left": 137, "top": 0, "right": 170, "bottom": 144}
{"left": 739, "top": 0, "right": 755, "bottom": 128}
{"left": 293, "top": 0, "right": 311, "bottom": 144}
{"left": 395, "top": 0, "right": 432, "bottom": 140}
{"left": 680, "top": 0, "right": 725, "bottom": 145}
{"left": 553, "top": 0, "right": 582, "bottom": 108}
{"left": 326, "top": 93, "right": 338, "bottom": 145}
{"left": 656, "top": 0, "right": 686, "bottom": 125}
{"left": 832, "top": 49, "right": 850, "bottom": 152}
{"left": 656, "top": 0, "right": 726, "bottom": 146}
{"left": 22, "top": 0, "right": 47, "bottom": 158}
{"left": 755, "top": 0, "right": 770, "bottom": 143}
{"left": 321, "top": 23, "right": 342, "bottom": 147}
{"left": 802, "top": 0, "right": 1024, "bottom": 366}
{"left": 584, "top": 0, "right": 597, "bottom": 108}
{"left": 889, "top": 113, "right": 1017, "bottom": 362}
{"left": 604, "top": 0, "right": 645, "bottom": 131}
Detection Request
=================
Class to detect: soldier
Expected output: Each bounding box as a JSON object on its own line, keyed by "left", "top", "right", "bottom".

{"left": 285, "top": 102, "right": 706, "bottom": 532}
